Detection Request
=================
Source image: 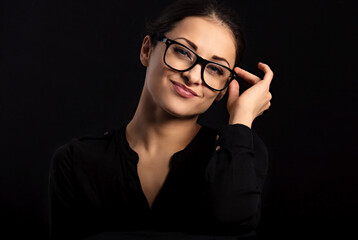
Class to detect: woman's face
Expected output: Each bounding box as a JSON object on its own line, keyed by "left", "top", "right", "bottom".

{"left": 141, "top": 16, "right": 237, "bottom": 119}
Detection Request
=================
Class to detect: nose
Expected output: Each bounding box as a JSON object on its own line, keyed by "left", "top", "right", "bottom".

{"left": 182, "top": 64, "right": 202, "bottom": 86}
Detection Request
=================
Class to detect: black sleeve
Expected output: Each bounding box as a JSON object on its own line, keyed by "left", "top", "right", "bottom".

{"left": 48, "top": 141, "right": 79, "bottom": 240}
{"left": 204, "top": 123, "right": 269, "bottom": 235}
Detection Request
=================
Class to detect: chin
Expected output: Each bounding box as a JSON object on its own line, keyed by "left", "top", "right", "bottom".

{"left": 158, "top": 100, "right": 195, "bottom": 119}
{"left": 165, "top": 106, "right": 198, "bottom": 119}
{"left": 161, "top": 99, "right": 209, "bottom": 120}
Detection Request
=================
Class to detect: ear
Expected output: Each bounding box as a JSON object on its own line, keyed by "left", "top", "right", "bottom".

{"left": 215, "top": 88, "right": 228, "bottom": 102}
{"left": 140, "top": 35, "right": 152, "bottom": 67}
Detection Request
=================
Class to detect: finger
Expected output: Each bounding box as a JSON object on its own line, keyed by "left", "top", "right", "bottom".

{"left": 257, "top": 62, "right": 273, "bottom": 85}
{"left": 234, "top": 67, "right": 261, "bottom": 85}
{"left": 227, "top": 79, "right": 240, "bottom": 105}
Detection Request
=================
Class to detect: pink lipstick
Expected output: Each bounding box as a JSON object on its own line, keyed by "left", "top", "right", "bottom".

{"left": 170, "top": 80, "right": 198, "bottom": 98}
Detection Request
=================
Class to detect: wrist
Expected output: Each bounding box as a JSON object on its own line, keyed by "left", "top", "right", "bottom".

{"left": 228, "top": 114, "right": 254, "bottom": 129}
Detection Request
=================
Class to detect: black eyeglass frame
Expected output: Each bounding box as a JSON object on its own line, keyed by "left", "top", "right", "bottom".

{"left": 155, "top": 33, "right": 238, "bottom": 91}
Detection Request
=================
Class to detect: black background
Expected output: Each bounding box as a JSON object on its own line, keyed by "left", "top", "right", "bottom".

{"left": 1, "top": 0, "right": 357, "bottom": 238}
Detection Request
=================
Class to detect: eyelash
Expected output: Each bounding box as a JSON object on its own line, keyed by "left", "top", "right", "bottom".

{"left": 174, "top": 47, "right": 192, "bottom": 59}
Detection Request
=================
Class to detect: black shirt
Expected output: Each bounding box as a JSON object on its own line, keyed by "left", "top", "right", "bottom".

{"left": 49, "top": 123, "right": 269, "bottom": 239}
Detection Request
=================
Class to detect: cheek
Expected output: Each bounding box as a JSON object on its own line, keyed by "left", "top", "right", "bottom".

{"left": 147, "top": 55, "right": 164, "bottom": 77}
{"left": 145, "top": 58, "right": 167, "bottom": 91}
{"left": 196, "top": 89, "right": 219, "bottom": 112}
{"left": 203, "top": 88, "right": 219, "bottom": 103}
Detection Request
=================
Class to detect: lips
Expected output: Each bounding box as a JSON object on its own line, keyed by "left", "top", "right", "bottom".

{"left": 170, "top": 80, "right": 198, "bottom": 98}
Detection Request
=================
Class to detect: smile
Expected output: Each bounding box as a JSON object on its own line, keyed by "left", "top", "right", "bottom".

{"left": 170, "top": 80, "right": 198, "bottom": 98}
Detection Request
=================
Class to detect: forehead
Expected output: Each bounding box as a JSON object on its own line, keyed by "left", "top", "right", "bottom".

{"left": 165, "top": 16, "right": 237, "bottom": 67}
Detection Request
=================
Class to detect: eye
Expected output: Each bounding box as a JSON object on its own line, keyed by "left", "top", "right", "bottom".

{"left": 173, "top": 46, "right": 192, "bottom": 60}
{"left": 208, "top": 65, "right": 224, "bottom": 75}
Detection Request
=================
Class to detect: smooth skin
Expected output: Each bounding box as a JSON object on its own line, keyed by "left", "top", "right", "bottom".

{"left": 126, "top": 16, "right": 273, "bottom": 208}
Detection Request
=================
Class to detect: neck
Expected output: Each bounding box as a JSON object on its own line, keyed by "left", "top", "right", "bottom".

{"left": 126, "top": 87, "right": 201, "bottom": 156}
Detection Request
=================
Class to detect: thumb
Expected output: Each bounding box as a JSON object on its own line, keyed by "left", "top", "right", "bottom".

{"left": 227, "top": 80, "right": 240, "bottom": 104}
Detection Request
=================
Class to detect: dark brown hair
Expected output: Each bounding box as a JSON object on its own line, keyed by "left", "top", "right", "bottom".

{"left": 145, "top": 0, "right": 246, "bottom": 66}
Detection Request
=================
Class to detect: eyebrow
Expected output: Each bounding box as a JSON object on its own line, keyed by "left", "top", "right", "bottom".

{"left": 212, "top": 55, "right": 231, "bottom": 68}
{"left": 174, "top": 37, "right": 231, "bottom": 68}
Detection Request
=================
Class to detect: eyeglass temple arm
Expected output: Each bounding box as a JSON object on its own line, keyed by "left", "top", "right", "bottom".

{"left": 154, "top": 33, "right": 167, "bottom": 43}
{"left": 232, "top": 71, "right": 239, "bottom": 80}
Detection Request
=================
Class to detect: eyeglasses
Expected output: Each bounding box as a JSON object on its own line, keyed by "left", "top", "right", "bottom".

{"left": 155, "top": 33, "right": 238, "bottom": 91}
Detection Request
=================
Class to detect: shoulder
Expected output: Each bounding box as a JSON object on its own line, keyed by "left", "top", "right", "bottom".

{"left": 74, "top": 128, "right": 117, "bottom": 149}
{"left": 50, "top": 128, "right": 121, "bottom": 171}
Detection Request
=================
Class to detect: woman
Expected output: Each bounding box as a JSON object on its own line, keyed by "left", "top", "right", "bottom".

{"left": 49, "top": 0, "right": 273, "bottom": 239}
